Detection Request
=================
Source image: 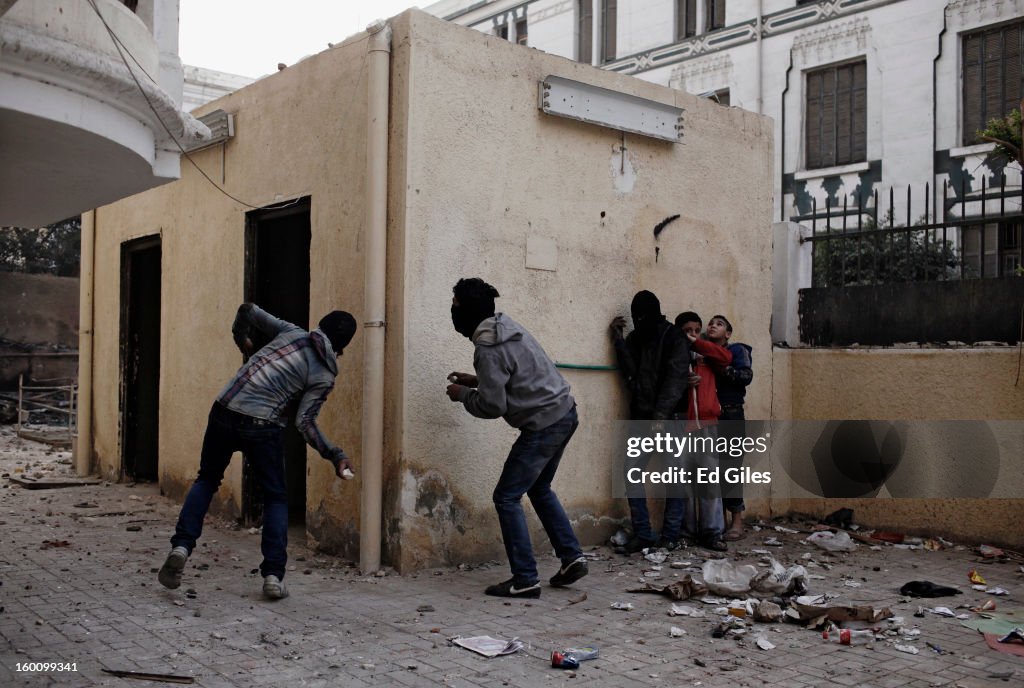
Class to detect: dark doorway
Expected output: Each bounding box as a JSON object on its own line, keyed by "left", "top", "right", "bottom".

{"left": 243, "top": 197, "right": 311, "bottom": 526}
{"left": 120, "top": 237, "right": 161, "bottom": 482}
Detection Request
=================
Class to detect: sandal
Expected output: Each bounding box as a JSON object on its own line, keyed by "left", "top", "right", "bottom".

{"left": 723, "top": 529, "right": 744, "bottom": 542}
{"left": 703, "top": 537, "right": 728, "bottom": 552}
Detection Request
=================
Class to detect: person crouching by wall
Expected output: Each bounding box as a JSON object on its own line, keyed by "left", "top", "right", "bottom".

{"left": 446, "top": 278, "right": 588, "bottom": 598}
{"left": 674, "top": 311, "right": 732, "bottom": 552}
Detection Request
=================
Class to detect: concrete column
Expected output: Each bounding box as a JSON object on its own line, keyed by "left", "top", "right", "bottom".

{"left": 591, "top": 0, "right": 601, "bottom": 65}
{"left": 152, "top": 0, "right": 183, "bottom": 107}
{"left": 771, "top": 221, "right": 812, "bottom": 347}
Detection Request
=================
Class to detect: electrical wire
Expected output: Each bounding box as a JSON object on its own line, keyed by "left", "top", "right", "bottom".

{"left": 85, "top": 0, "right": 363, "bottom": 212}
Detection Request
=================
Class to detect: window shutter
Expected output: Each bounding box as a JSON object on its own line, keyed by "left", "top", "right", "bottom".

{"left": 604, "top": 0, "right": 618, "bottom": 62}
{"left": 852, "top": 62, "right": 867, "bottom": 163}
{"left": 806, "top": 72, "right": 822, "bottom": 169}
{"left": 579, "top": 0, "right": 592, "bottom": 63}
{"left": 821, "top": 69, "right": 837, "bottom": 168}
{"left": 712, "top": 0, "right": 727, "bottom": 30}
{"left": 984, "top": 31, "right": 1004, "bottom": 131}
{"left": 1003, "top": 24, "right": 1021, "bottom": 116}
{"left": 835, "top": 65, "right": 853, "bottom": 164}
{"left": 678, "top": 0, "right": 696, "bottom": 40}
{"left": 963, "top": 33, "right": 983, "bottom": 144}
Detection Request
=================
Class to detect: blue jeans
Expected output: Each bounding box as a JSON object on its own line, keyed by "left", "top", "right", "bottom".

{"left": 493, "top": 406, "right": 582, "bottom": 586}
{"left": 172, "top": 403, "right": 289, "bottom": 579}
{"left": 625, "top": 449, "right": 684, "bottom": 543}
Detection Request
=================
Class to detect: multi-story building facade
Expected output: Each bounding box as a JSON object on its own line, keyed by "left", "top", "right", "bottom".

{"left": 426, "top": 0, "right": 1024, "bottom": 278}
{"left": 182, "top": 65, "right": 253, "bottom": 114}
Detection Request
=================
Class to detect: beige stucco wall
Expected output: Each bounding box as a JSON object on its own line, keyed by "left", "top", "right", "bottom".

{"left": 770, "top": 347, "right": 1024, "bottom": 548}
{"left": 88, "top": 32, "right": 370, "bottom": 550}
{"left": 391, "top": 12, "right": 774, "bottom": 570}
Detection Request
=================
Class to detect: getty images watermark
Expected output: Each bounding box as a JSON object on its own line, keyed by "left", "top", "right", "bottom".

{"left": 625, "top": 430, "right": 771, "bottom": 486}
{"left": 612, "top": 420, "right": 1024, "bottom": 499}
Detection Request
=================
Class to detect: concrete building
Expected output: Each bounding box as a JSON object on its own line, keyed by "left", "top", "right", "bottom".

{"left": 0, "top": 0, "right": 209, "bottom": 227}
{"left": 78, "top": 9, "right": 775, "bottom": 571}
{"left": 425, "top": 0, "right": 1024, "bottom": 264}
{"left": 78, "top": 9, "right": 1024, "bottom": 573}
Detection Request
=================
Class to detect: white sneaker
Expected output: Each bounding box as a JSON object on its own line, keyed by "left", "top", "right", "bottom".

{"left": 262, "top": 575, "right": 289, "bottom": 599}
{"left": 158, "top": 546, "right": 189, "bottom": 589}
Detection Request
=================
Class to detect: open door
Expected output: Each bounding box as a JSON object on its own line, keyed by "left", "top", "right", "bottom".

{"left": 243, "top": 197, "right": 311, "bottom": 527}
{"left": 120, "top": 236, "right": 161, "bottom": 482}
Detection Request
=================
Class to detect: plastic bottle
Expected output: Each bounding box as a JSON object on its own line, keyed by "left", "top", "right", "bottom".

{"left": 551, "top": 646, "right": 599, "bottom": 669}
{"left": 822, "top": 628, "right": 876, "bottom": 645}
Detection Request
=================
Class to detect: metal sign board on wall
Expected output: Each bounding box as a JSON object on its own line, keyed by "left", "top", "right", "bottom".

{"left": 538, "top": 75, "right": 683, "bottom": 143}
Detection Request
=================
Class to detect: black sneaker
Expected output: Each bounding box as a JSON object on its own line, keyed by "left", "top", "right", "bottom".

{"left": 485, "top": 578, "right": 541, "bottom": 598}
{"left": 655, "top": 537, "right": 680, "bottom": 551}
{"left": 619, "top": 537, "right": 656, "bottom": 555}
{"left": 549, "top": 557, "right": 589, "bottom": 587}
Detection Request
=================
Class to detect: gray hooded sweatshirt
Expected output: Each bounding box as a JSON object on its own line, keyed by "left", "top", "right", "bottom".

{"left": 456, "top": 313, "right": 575, "bottom": 431}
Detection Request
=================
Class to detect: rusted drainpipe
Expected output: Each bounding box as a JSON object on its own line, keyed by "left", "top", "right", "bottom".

{"left": 76, "top": 209, "right": 96, "bottom": 476}
{"left": 360, "top": 20, "right": 391, "bottom": 574}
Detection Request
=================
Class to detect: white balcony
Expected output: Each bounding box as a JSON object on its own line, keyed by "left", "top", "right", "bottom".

{"left": 0, "top": 0, "right": 209, "bottom": 226}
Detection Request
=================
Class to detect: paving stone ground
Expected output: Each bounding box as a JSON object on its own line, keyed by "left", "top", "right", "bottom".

{"left": 0, "top": 426, "right": 1022, "bottom": 687}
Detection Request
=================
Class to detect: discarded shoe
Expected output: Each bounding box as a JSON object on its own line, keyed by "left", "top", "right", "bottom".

{"left": 485, "top": 578, "right": 541, "bottom": 598}
{"left": 619, "top": 537, "right": 657, "bottom": 555}
{"left": 158, "top": 546, "right": 189, "bottom": 590}
{"left": 550, "top": 557, "right": 589, "bottom": 587}
{"left": 262, "top": 575, "right": 289, "bottom": 599}
{"left": 899, "top": 581, "right": 962, "bottom": 598}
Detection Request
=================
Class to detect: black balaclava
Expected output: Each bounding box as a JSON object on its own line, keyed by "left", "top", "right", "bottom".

{"left": 318, "top": 311, "right": 357, "bottom": 353}
{"left": 451, "top": 278, "right": 499, "bottom": 339}
{"left": 630, "top": 290, "right": 663, "bottom": 340}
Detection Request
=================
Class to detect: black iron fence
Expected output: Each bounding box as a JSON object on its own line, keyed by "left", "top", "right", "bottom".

{"left": 797, "top": 177, "right": 1024, "bottom": 288}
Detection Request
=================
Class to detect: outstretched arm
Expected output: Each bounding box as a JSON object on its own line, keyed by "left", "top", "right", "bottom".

{"left": 295, "top": 381, "right": 351, "bottom": 478}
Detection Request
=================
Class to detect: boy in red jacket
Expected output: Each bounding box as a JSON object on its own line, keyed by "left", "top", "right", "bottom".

{"left": 674, "top": 312, "right": 732, "bottom": 551}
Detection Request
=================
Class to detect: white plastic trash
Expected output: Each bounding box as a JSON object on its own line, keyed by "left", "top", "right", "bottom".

{"left": 702, "top": 560, "right": 759, "bottom": 596}
{"left": 806, "top": 531, "right": 856, "bottom": 552}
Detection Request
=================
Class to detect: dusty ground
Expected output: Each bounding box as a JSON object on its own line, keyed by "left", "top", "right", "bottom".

{"left": 1, "top": 427, "right": 1022, "bottom": 687}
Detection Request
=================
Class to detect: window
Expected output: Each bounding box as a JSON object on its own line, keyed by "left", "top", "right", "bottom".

{"left": 710, "top": 89, "right": 730, "bottom": 106}
{"left": 677, "top": 0, "right": 697, "bottom": 40}
{"left": 496, "top": 23, "right": 508, "bottom": 40}
{"left": 805, "top": 60, "right": 867, "bottom": 169}
{"left": 578, "top": 0, "right": 593, "bottom": 63}
{"left": 602, "top": 0, "right": 618, "bottom": 63}
{"left": 796, "top": 0, "right": 819, "bottom": 5}
{"left": 962, "top": 20, "right": 1023, "bottom": 145}
{"left": 961, "top": 221, "right": 1023, "bottom": 278}
{"left": 706, "top": 0, "right": 726, "bottom": 31}
{"left": 516, "top": 18, "right": 528, "bottom": 46}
